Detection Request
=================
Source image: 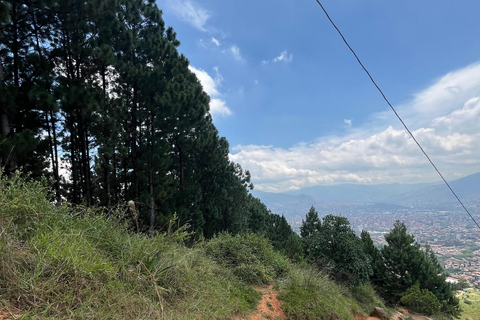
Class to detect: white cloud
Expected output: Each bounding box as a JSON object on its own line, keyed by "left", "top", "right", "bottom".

{"left": 230, "top": 62, "right": 480, "bottom": 191}
{"left": 344, "top": 119, "right": 352, "bottom": 127}
{"left": 273, "top": 50, "right": 293, "bottom": 63}
{"left": 229, "top": 45, "right": 243, "bottom": 62}
{"left": 188, "top": 65, "right": 218, "bottom": 96}
{"left": 162, "top": 0, "right": 210, "bottom": 31}
{"left": 188, "top": 65, "right": 232, "bottom": 117}
{"left": 210, "top": 98, "right": 232, "bottom": 116}
{"left": 262, "top": 50, "right": 293, "bottom": 65}
{"left": 211, "top": 37, "right": 220, "bottom": 46}
{"left": 213, "top": 66, "right": 223, "bottom": 85}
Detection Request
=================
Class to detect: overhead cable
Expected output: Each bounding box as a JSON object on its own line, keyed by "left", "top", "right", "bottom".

{"left": 313, "top": 0, "right": 480, "bottom": 230}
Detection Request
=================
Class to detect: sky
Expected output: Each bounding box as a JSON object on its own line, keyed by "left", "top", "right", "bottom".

{"left": 157, "top": 0, "right": 480, "bottom": 192}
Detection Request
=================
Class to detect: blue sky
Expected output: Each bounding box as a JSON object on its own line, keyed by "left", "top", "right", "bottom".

{"left": 157, "top": 0, "right": 480, "bottom": 192}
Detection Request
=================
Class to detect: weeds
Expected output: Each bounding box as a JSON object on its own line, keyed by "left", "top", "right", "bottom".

{"left": 0, "top": 172, "right": 259, "bottom": 319}
{"left": 277, "top": 265, "right": 361, "bottom": 320}
{"left": 1, "top": 171, "right": 387, "bottom": 319}
{"left": 204, "top": 232, "right": 290, "bottom": 285}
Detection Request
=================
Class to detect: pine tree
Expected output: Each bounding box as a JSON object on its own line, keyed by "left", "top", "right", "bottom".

{"left": 300, "top": 206, "right": 320, "bottom": 260}
{"left": 360, "top": 230, "right": 385, "bottom": 286}
{"left": 300, "top": 211, "right": 372, "bottom": 285}
{"left": 0, "top": 0, "right": 51, "bottom": 177}
{"left": 378, "top": 221, "right": 459, "bottom": 315}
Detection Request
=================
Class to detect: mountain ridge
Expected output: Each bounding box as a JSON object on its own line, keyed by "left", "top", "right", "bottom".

{"left": 252, "top": 172, "right": 480, "bottom": 218}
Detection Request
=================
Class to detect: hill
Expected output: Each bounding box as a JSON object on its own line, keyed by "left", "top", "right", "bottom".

{"left": 388, "top": 172, "right": 480, "bottom": 207}
{"left": 252, "top": 172, "right": 480, "bottom": 217}
{"left": 0, "top": 173, "right": 383, "bottom": 320}
{"left": 285, "top": 182, "right": 438, "bottom": 202}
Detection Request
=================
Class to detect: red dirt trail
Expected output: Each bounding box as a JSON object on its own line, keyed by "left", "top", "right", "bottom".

{"left": 236, "top": 284, "right": 287, "bottom": 320}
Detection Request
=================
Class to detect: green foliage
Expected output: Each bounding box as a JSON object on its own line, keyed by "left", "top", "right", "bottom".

{"left": 400, "top": 283, "right": 441, "bottom": 315}
{"left": 376, "top": 221, "right": 459, "bottom": 316}
{"left": 361, "top": 230, "right": 387, "bottom": 288}
{"left": 456, "top": 278, "right": 469, "bottom": 290}
{"left": 284, "top": 231, "right": 304, "bottom": 262}
{"left": 349, "top": 283, "right": 385, "bottom": 315}
{"left": 277, "top": 265, "right": 361, "bottom": 320}
{"left": 1, "top": 0, "right": 269, "bottom": 238}
{"left": 0, "top": 173, "right": 262, "bottom": 319}
{"left": 300, "top": 206, "right": 320, "bottom": 260}
{"left": 300, "top": 211, "right": 372, "bottom": 286}
{"left": 458, "top": 288, "right": 480, "bottom": 320}
{"left": 204, "top": 232, "right": 290, "bottom": 285}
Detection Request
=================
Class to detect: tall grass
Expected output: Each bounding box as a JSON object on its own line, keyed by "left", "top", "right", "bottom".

{"left": 0, "top": 171, "right": 388, "bottom": 319}
{"left": 0, "top": 172, "right": 259, "bottom": 319}
{"left": 277, "top": 265, "right": 363, "bottom": 320}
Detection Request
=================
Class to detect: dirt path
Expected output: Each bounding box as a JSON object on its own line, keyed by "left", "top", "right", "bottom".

{"left": 236, "top": 284, "right": 287, "bottom": 320}
{"left": 354, "top": 315, "right": 381, "bottom": 320}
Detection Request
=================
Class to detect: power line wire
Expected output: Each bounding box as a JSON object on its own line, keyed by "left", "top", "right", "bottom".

{"left": 313, "top": 0, "right": 480, "bottom": 230}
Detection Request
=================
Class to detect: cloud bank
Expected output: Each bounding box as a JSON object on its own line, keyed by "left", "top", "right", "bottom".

{"left": 230, "top": 63, "right": 480, "bottom": 192}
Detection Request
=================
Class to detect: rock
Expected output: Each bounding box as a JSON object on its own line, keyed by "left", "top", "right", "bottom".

{"left": 398, "top": 308, "right": 409, "bottom": 314}
{"left": 389, "top": 311, "right": 407, "bottom": 320}
{"left": 370, "top": 307, "right": 389, "bottom": 320}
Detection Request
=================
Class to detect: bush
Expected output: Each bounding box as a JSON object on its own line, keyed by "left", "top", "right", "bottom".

{"left": 277, "top": 265, "right": 361, "bottom": 320}
{"left": 400, "top": 283, "right": 441, "bottom": 315}
{"left": 0, "top": 173, "right": 262, "bottom": 319}
{"left": 204, "top": 232, "right": 290, "bottom": 285}
{"left": 350, "top": 283, "right": 385, "bottom": 315}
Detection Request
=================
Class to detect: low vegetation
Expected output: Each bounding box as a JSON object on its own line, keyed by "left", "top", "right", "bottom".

{"left": 458, "top": 288, "right": 480, "bottom": 320}
{"left": 1, "top": 172, "right": 384, "bottom": 319}
{"left": 0, "top": 173, "right": 262, "bottom": 319}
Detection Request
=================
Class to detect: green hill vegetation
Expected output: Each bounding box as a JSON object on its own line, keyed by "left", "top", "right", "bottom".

{"left": 1, "top": 173, "right": 382, "bottom": 319}
{"left": 458, "top": 288, "right": 480, "bottom": 320}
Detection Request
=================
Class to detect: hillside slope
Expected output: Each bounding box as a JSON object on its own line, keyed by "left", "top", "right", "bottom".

{"left": 0, "top": 173, "right": 380, "bottom": 320}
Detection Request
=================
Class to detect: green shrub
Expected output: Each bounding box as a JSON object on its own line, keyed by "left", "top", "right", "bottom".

{"left": 400, "top": 283, "right": 441, "bottom": 315}
{"left": 277, "top": 265, "right": 360, "bottom": 320}
{"left": 204, "top": 232, "right": 290, "bottom": 285}
{"left": 350, "top": 283, "right": 385, "bottom": 315}
{"left": 0, "top": 173, "right": 261, "bottom": 319}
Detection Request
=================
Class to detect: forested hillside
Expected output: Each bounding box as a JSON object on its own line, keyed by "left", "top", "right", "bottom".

{"left": 0, "top": 0, "right": 299, "bottom": 249}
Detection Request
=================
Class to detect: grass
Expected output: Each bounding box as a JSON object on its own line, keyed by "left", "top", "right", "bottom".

{"left": 457, "top": 288, "right": 480, "bottom": 320}
{"left": 276, "top": 265, "right": 365, "bottom": 320}
{"left": 349, "top": 283, "right": 386, "bottom": 315}
{"left": 0, "top": 171, "right": 386, "bottom": 319}
{"left": 0, "top": 172, "right": 260, "bottom": 319}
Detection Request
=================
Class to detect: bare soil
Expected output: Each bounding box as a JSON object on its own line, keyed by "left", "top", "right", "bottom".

{"left": 236, "top": 284, "right": 287, "bottom": 320}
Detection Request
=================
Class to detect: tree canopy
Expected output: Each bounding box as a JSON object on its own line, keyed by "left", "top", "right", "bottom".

{"left": 371, "top": 221, "right": 459, "bottom": 315}
{"left": 300, "top": 208, "right": 372, "bottom": 285}
{"left": 0, "top": 0, "right": 298, "bottom": 244}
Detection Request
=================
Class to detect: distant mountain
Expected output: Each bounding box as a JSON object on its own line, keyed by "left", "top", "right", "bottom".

{"left": 251, "top": 172, "right": 480, "bottom": 218}
{"left": 285, "top": 182, "right": 439, "bottom": 202}
{"left": 388, "top": 172, "right": 480, "bottom": 207}
{"left": 250, "top": 190, "right": 317, "bottom": 220}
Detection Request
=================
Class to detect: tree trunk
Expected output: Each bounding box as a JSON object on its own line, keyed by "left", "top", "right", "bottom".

{"left": 149, "top": 166, "right": 155, "bottom": 236}
{"left": 131, "top": 84, "right": 139, "bottom": 199}
{"left": 70, "top": 128, "right": 79, "bottom": 203}
{"left": 46, "top": 113, "right": 61, "bottom": 202}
